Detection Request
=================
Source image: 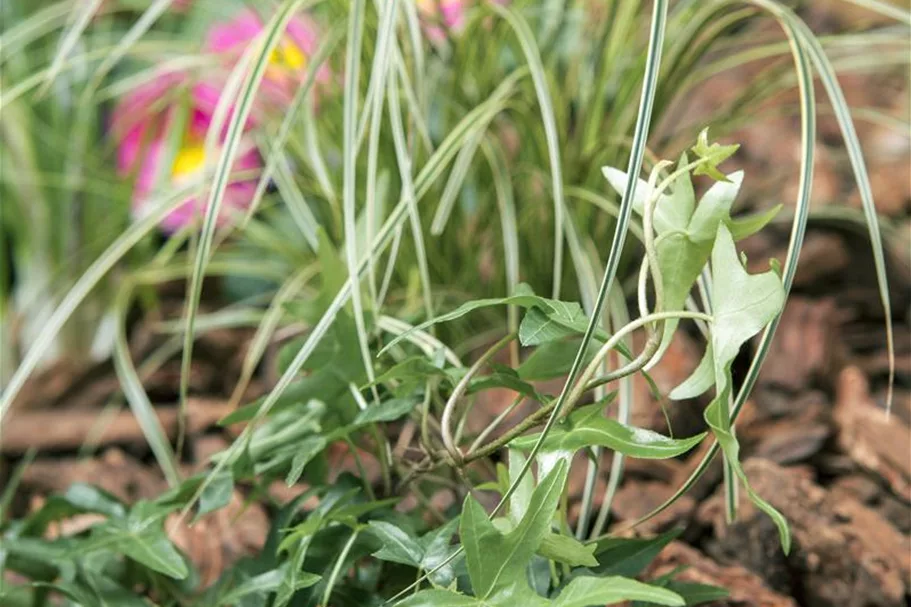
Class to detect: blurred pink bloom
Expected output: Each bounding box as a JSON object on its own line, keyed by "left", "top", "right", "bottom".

{"left": 112, "top": 73, "right": 261, "bottom": 233}
{"left": 205, "top": 9, "right": 330, "bottom": 106}
{"left": 417, "top": 0, "right": 507, "bottom": 45}
{"left": 417, "top": 0, "right": 467, "bottom": 44}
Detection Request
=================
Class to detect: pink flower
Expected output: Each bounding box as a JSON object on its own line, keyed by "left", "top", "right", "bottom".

{"left": 205, "top": 9, "right": 329, "bottom": 106}
{"left": 417, "top": 0, "right": 508, "bottom": 45}
{"left": 417, "top": 0, "right": 468, "bottom": 45}
{"left": 111, "top": 73, "right": 261, "bottom": 233}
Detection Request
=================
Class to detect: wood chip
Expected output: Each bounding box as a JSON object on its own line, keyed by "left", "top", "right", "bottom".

{"left": 645, "top": 541, "right": 799, "bottom": 607}
{"left": 835, "top": 366, "right": 911, "bottom": 502}
{"left": 1, "top": 398, "right": 233, "bottom": 454}
{"left": 699, "top": 458, "right": 910, "bottom": 606}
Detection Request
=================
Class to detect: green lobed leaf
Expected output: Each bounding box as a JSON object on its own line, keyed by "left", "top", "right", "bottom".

{"left": 351, "top": 397, "right": 418, "bottom": 426}
{"left": 691, "top": 128, "right": 740, "bottom": 182}
{"left": 552, "top": 576, "right": 684, "bottom": 607}
{"left": 36, "top": 573, "right": 148, "bottom": 607}
{"left": 381, "top": 285, "right": 611, "bottom": 354}
{"left": 87, "top": 504, "right": 188, "bottom": 579}
{"left": 592, "top": 529, "right": 682, "bottom": 577}
{"left": 604, "top": 156, "right": 750, "bottom": 362}
{"left": 517, "top": 339, "right": 600, "bottom": 381}
{"left": 709, "top": 224, "right": 785, "bottom": 371}
{"left": 468, "top": 366, "right": 547, "bottom": 403}
{"left": 395, "top": 589, "right": 483, "bottom": 607}
{"left": 285, "top": 436, "right": 328, "bottom": 486}
{"left": 220, "top": 373, "right": 345, "bottom": 426}
{"left": 371, "top": 356, "right": 460, "bottom": 395}
{"left": 461, "top": 460, "right": 568, "bottom": 598}
{"left": 368, "top": 521, "right": 424, "bottom": 567}
{"left": 704, "top": 399, "right": 790, "bottom": 553}
{"left": 519, "top": 305, "right": 597, "bottom": 347}
{"left": 62, "top": 483, "right": 126, "bottom": 519}
{"left": 196, "top": 471, "right": 233, "bottom": 520}
{"left": 510, "top": 405, "right": 705, "bottom": 459}
{"left": 727, "top": 204, "right": 782, "bottom": 241}
{"left": 656, "top": 580, "right": 730, "bottom": 606}
{"left": 702, "top": 223, "right": 790, "bottom": 552}
{"left": 669, "top": 344, "right": 714, "bottom": 401}
{"left": 419, "top": 517, "right": 460, "bottom": 586}
{"left": 217, "top": 565, "right": 319, "bottom": 606}
{"left": 538, "top": 533, "right": 598, "bottom": 567}
{"left": 507, "top": 451, "right": 534, "bottom": 527}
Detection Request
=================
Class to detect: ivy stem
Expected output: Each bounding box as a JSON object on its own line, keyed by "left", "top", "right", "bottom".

{"left": 468, "top": 393, "right": 526, "bottom": 454}
{"left": 460, "top": 311, "right": 712, "bottom": 465}
{"left": 440, "top": 332, "right": 517, "bottom": 464}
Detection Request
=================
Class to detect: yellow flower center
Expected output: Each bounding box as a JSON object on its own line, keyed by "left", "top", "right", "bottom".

{"left": 172, "top": 141, "right": 206, "bottom": 179}
{"left": 269, "top": 38, "right": 307, "bottom": 71}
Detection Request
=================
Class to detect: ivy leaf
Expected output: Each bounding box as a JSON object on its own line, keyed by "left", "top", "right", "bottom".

{"left": 395, "top": 589, "right": 490, "bottom": 606}
{"left": 592, "top": 529, "right": 682, "bottom": 577}
{"left": 703, "top": 223, "right": 789, "bottom": 553}
{"left": 685, "top": 173, "right": 744, "bottom": 244}
{"left": 220, "top": 370, "right": 347, "bottom": 425}
{"left": 704, "top": 399, "right": 791, "bottom": 553}
{"left": 538, "top": 533, "right": 598, "bottom": 567}
{"left": 367, "top": 518, "right": 460, "bottom": 587}
{"left": 60, "top": 484, "right": 126, "bottom": 519}
{"left": 420, "top": 517, "right": 460, "bottom": 586}
{"left": 351, "top": 397, "right": 418, "bottom": 425}
{"left": 196, "top": 471, "right": 233, "bottom": 520}
{"left": 285, "top": 436, "right": 328, "bottom": 486}
{"left": 709, "top": 224, "right": 784, "bottom": 372}
{"left": 86, "top": 502, "right": 188, "bottom": 579}
{"left": 510, "top": 405, "right": 704, "bottom": 459}
{"left": 368, "top": 521, "right": 424, "bottom": 567}
{"left": 371, "top": 356, "right": 461, "bottom": 396}
{"left": 274, "top": 516, "right": 325, "bottom": 607}
{"left": 217, "top": 565, "right": 319, "bottom": 606}
{"left": 727, "top": 204, "right": 782, "bottom": 241}
{"left": 468, "top": 365, "right": 547, "bottom": 403}
{"left": 669, "top": 344, "right": 713, "bottom": 400}
{"left": 36, "top": 574, "right": 148, "bottom": 607}
{"left": 507, "top": 451, "right": 534, "bottom": 527}
{"left": 648, "top": 581, "right": 730, "bottom": 606}
{"left": 517, "top": 339, "right": 599, "bottom": 381}
{"left": 397, "top": 583, "right": 552, "bottom": 606}
{"left": 518, "top": 304, "right": 607, "bottom": 347}
{"left": 381, "top": 284, "right": 541, "bottom": 353}
{"left": 461, "top": 460, "right": 568, "bottom": 598}
{"left": 604, "top": 155, "right": 747, "bottom": 364}
{"left": 381, "top": 285, "right": 611, "bottom": 353}
{"left": 601, "top": 166, "right": 666, "bottom": 219}
{"left": 552, "top": 576, "right": 684, "bottom": 607}
{"left": 691, "top": 128, "right": 739, "bottom": 182}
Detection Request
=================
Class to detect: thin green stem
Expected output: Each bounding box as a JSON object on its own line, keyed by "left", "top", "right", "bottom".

{"left": 440, "top": 332, "right": 516, "bottom": 463}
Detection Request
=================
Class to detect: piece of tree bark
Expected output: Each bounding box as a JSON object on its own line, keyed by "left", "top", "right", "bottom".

{"left": 1, "top": 398, "right": 233, "bottom": 454}
{"left": 835, "top": 366, "right": 911, "bottom": 502}
{"left": 699, "top": 458, "right": 909, "bottom": 607}
{"left": 645, "top": 541, "right": 799, "bottom": 607}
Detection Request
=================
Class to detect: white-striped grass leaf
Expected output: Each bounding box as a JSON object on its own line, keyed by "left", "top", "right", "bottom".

{"left": 490, "top": 2, "right": 566, "bottom": 299}
{"left": 386, "top": 67, "right": 435, "bottom": 329}
{"left": 178, "top": 0, "right": 314, "bottom": 450}
{"left": 112, "top": 284, "right": 181, "bottom": 486}
{"left": 38, "top": 0, "right": 104, "bottom": 95}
